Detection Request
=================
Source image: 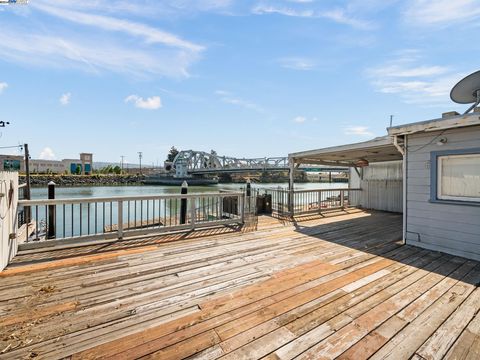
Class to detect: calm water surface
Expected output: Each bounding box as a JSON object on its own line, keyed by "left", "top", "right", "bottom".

{"left": 30, "top": 182, "right": 346, "bottom": 199}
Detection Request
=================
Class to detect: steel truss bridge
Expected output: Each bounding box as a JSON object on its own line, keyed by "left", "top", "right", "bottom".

{"left": 172, "top": 150, "right": 348, "bottom": 175}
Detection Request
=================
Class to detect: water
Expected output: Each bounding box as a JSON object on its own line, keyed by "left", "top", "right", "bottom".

{"left": 30, "top": 182, "right": 346, "bottom": 199}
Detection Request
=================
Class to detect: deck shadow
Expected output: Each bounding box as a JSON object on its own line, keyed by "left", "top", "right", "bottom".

{"left": 290, "top": 210, "right": 480, "bottom": 286}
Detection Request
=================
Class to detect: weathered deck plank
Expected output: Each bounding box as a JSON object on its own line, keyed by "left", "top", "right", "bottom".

{"left": 0, "top": 210, "right": 478, "bottom": 360}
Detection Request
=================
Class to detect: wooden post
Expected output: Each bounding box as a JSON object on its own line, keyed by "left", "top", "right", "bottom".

{"left": 47, "top": 181, "right": 56, "bottom": 239}
{"left": 180, "top": 181, "right": 188, "bottom": 224}
{"left": 23, "top": 143, "right": 31, "bottom": 223}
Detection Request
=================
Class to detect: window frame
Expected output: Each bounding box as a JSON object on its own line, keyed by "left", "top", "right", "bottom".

{"left": 430, "top": 147, "right": 480, "bottom": 206}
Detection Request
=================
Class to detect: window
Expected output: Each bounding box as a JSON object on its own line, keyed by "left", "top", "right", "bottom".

{"left": 431, "top": 149, "right": 480, "bottom": 203}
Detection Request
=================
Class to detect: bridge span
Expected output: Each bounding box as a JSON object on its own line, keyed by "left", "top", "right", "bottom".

{"left": 171, "top": 150, "right": 348, "bottom": 176}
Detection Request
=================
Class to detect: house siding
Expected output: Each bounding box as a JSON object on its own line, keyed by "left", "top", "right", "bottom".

{"left": 406, "top": 125, "right": 480, "bottom": 261}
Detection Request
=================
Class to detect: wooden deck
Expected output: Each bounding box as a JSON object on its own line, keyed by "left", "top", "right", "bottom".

{"left": 1, "top": 210, "right": 479, "bottom": 359}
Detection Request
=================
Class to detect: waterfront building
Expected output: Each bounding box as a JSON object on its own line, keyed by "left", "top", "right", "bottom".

{"left": 0, "top": 152, "right": 93, "bottom": 174}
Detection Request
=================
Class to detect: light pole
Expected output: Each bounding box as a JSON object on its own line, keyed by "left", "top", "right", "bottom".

{"left": 120, "top": 155, "right": 125, "bottom": 174}
{"left": 138, "top": 152, "right": 143, "bottom": 174}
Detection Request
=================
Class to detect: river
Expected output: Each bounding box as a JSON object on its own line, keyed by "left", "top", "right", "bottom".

{"left": 30, "top": 182, "right": 346, "bottom": 199}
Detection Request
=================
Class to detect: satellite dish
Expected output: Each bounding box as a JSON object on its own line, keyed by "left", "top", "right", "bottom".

{"left": 450, "top": 70, "right": 480, "bottom": 114}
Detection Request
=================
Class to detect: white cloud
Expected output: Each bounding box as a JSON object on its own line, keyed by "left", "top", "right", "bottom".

{"left": 32, "top": 3, "right": 203, "bottom": 52}
{"left": 404, "top": 0, "right": 480, "bottom": 26}
{"left": 39, "top": 147, "right": 56, "bottom": 160}
{"left": 125, "top": 95, "right": 162, "bottom": 110}
{"left": 321, "top": 8, "right": 374, "bottom": 30}
{"left": 344, "top": 126, "right": 373, "bottom": 136}
{"left": 366, "top": 51, "right": 465, "bottom": 106}
{"left": 0, "top": 1, "right": 204, "bottom": 79}
{"left": 252, "top": 5, "right": 314, "bottom": 17}
{"left": 0, "top": 29, "right": 199, "bottom": 78}
{"left": 59, "top": 92, "right": 71, "bottom": 105}
{"left": 369, "top": 65, "right": 449, "bottom": 78}
{"left": 278, "top": 57, "right": 315, "bottom": 71}
{"left": 293, "top": 116, "right": 306, "bottom": 123}
{"left": 0, "top": 82, "right": 8, "bottom": 93}
{"left": 37, "top": 0, "right": 234, "bottom": 17}
{"left": 252, "top": 4, "right": 373, "bottom": 30}
{"left": 215, "top": 90, "right": 264, "bottom": 112}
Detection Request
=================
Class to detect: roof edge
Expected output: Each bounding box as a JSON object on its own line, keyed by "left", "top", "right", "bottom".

{"left": 388, "top": 113, "right": 480, "bottom": 136}
{"left": 289, "top": 135, "right": 392, "bottom": 159}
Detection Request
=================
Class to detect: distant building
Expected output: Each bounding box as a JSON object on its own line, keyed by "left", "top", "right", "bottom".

{"left": 0, "top": 152, "right": 93, "bottom": 175}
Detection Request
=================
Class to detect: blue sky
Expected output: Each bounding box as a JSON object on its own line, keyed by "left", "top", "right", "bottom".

{"left": 0, "top": 0, "right": 479, "bottom": 164}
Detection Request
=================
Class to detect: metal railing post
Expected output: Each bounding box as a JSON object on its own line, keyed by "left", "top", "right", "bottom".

{"left": 118, "top": 200, "right": 123, "bottom": 239}
{"left": 340, "top": 190, "right": 345, "bottom": 209}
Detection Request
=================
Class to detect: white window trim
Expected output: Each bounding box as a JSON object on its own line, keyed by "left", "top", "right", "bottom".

{"left": 437, "top": 153, "right": 480, "bottom": 202}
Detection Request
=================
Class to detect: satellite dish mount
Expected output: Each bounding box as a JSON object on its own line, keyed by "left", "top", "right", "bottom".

{"left": 450, "top": 70, "right": 480, "bottom": 114}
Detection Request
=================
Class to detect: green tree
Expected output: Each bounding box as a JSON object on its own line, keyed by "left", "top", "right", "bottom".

{"left": 113, "top": 165, "right": 121, "bottom": 174}
{"left": 75, "top": 165, "right": 81, "bottom": 175}
{"left": 166, "top": 146, "right": 179, "bottom": 162}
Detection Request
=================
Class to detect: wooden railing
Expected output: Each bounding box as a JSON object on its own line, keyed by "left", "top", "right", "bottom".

{"left": 18, "top": 191, "right": 245, "bottom": 248}
{"left": 264, "top": 188, "right": 361, "bottom": 216}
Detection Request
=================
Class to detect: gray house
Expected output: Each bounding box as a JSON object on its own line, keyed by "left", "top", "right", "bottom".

{"left": 389, "top": 111, "right": 480, "bottom": 261}
{"left": 289, "top": 111, "right": 480, "bottom": 261}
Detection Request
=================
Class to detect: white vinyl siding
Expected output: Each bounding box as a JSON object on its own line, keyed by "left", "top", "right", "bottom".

{"left": 437, "top": 153, "right": 480, "bottom": 202}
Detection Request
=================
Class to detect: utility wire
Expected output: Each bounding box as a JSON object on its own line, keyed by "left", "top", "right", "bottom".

{"left": 0, "top": 145, "right": 23, "bottom": 150}
{"left": 409, "top": 129, "right": 447, "bottom": 153}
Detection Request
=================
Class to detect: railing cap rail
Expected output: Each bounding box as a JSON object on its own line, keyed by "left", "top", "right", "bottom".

{"left": 18, "top": 191, "right": 244, "bottom": 206}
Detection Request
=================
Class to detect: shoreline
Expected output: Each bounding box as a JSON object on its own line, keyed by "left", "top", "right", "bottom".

{"left": 19, "top": 174, "right": 146, "bottom": 188}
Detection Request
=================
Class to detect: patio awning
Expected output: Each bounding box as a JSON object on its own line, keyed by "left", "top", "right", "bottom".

{"left": 289, "top": 136, "right": 402, "bottom": 166}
